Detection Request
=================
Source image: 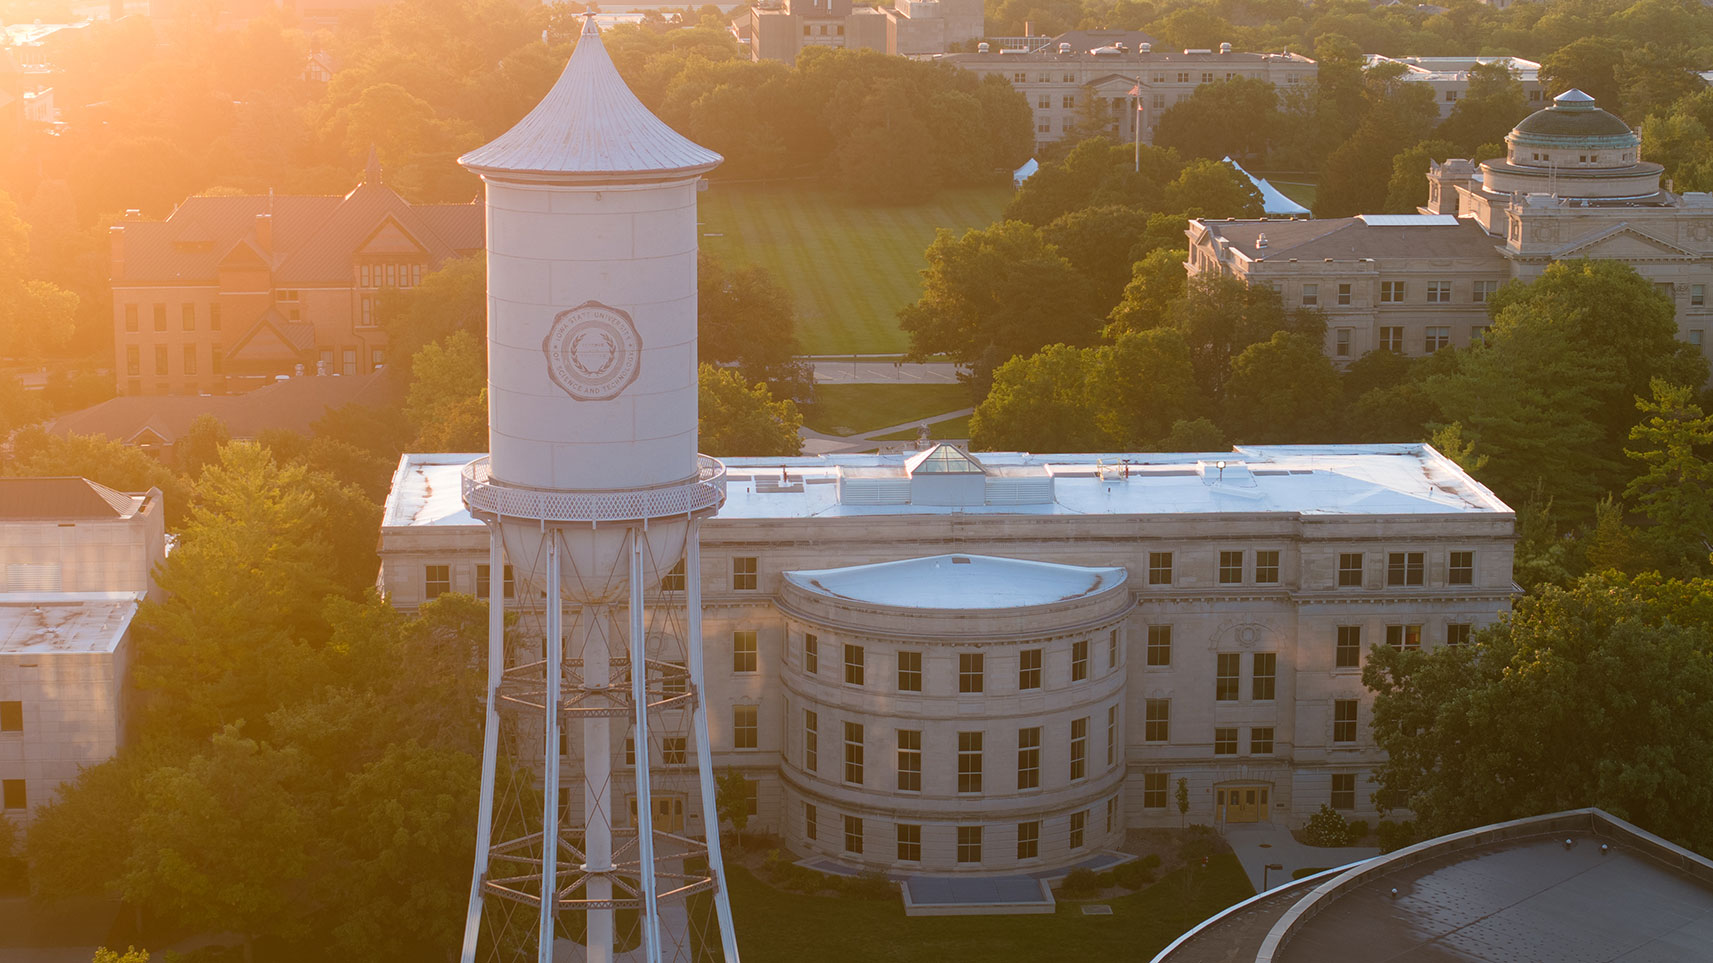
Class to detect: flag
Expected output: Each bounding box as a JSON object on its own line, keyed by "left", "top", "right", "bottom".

{"left": 1128, "top": 84, "right": 1140, "bottom": 96}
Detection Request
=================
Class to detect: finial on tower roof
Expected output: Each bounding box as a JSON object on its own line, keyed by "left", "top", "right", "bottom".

{"left": 364, "top": 145, "right": 383, "bottom": 184}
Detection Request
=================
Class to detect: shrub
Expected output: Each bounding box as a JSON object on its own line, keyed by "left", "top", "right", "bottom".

{"left": 1376, "top": 820, "right": 1420, "bottom": 854}
{"left": 1347, "top": 819, "right": 1370, "bottom": 839}
{"left": 839, "top": 871, "right": 896, "bottom": 900}
{"left": 1305, "top": 804, "right": 1354, "bottom": 847}
{"left": 1113, "top": 859, "right": 1155, "bottom": 890}
{"left": 761, "top": 849, "right": 789, "bottom": 876}
{"left": 1141, "top": 853, "right": 1162, "bottom": 869}
{"left": 1178, "top": 834, "right": 1219, "bottom": 863}
{"left": 1059, "top": 867, "right": 1101, "bottom": 897}
{"left": 1095, "top": 870, "right": 1116, "bottom": 888}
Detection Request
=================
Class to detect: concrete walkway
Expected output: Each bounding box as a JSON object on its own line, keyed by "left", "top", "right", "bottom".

{"left": 809, "top": 359, "right": 962, "bottom": 385}
{"left": 799, "top": 407, "right": 974, "bottom": 456}
{"left": 1223, "top": 823, "right": 1379, "bottom": 895}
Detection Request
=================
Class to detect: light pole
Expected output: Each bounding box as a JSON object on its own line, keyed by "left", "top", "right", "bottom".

{"left": 1263, "top": 862, "right": 1284, "bottom": 891}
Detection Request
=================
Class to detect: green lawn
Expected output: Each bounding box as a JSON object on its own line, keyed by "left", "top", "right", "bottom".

{"left": 697, "top": 183, "right": 1010, "bottom": 356}
{"left": 727, "top": 855, "right": 1254, "bottom": 963}
{"left": 803, "top": 383, "right": 974, "bottom": 437}
{"left": 871, "top": 413, "right": 972, "bottom": 442}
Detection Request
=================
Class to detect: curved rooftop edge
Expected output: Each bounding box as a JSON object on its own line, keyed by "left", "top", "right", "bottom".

{"left": 1204, "top": 808, "right": 1713, "bottom": 963}
{"left": 783, "top": 554, "right": 1129, "bottom": 611}
{"left": 1149, "top": 865, "right": 1354, "bottom": 963}
{"left": 458, "top": 16, "right": 722, "bottom": 182}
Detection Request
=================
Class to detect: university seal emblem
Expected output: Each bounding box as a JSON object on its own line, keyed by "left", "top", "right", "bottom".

{"left": 542, "top": 301, "right": 642, "bottom": 401}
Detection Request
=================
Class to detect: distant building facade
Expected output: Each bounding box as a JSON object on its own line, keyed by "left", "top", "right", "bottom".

{"left": 940, "top": 42, "right": 1316, "bottom": 150}
{"left": 742, "top": 0, "right": 983, "bottom": 62}
{"left": 1364, "top": 55, "right": 1545, "bottom": 118}
{"left": 108, "top": 156, "right": 481, "bottom": 396}
{"left": 1187, "top": 91, "right": 1713, "bottom": 368}
{"left": 0, "top": 478, "right": 165, "bottom": 828}
{"left": 379, "top": 444, "right": 1515, "bottom": 874}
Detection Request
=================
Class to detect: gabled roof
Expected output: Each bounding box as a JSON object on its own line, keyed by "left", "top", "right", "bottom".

{"left": 226, "top": 308, "right": 317, "bottom": 362}
{"left": 1198, "top": 217, "right": 1507, "bottom": 263}
{"left": 906, "top": 444, "right": 987, "bottom": 475}
{"left": 48, "top": 372, "right": 400, "bottom": 446}
{"left": 1549, "top": 222, "right": 1700, "bottom": 260}
{"left": 0, "top": 477, "right": 143, "bottom": 520}
{"left": 459, "top": 16, "right": 722, "bottom": 181}
{"left": 271, "top": 181, "right": 468, "bottom": 282}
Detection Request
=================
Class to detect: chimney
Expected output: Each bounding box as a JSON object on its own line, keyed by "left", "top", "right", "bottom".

{"left": 254, "top": 213, "right": 272, "bottom": 254}
{"left": 109, "top": 225, "right": 124, "bottom": 280}
{"left": 1256, "top": 232, "right": 1268, "bottom": 249}
{"left": 316, "top": 359, "right": 328, "bottom": 376}
{"left": 1220, "top": 41, "right": 1232, "bottom": 54}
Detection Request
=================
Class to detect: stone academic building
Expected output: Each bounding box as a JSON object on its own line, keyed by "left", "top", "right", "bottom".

{"left": 1188, "top": 90, "right": 1713, "bottom": 368}
{"left": 380, "top": 443, "right": 1515, "bottom": 874}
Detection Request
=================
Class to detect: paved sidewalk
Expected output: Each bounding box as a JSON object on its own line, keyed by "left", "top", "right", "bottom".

{"left": 1223, "top": 823, "right": 1378, "bottom": 894}
{"left": 809, "top": 360, "right": 962, "bottom": 385}
{"left": 799, "top": 407, "right": 974, "bottom": 456}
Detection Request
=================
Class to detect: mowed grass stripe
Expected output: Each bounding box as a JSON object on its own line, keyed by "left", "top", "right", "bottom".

{"left": 698, "top": 183, "right": 1009, "bottom": 355}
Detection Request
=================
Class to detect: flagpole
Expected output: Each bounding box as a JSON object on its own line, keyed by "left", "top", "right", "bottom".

{"left": 1133, "top": 81, "right": 1142, "bottom": 172}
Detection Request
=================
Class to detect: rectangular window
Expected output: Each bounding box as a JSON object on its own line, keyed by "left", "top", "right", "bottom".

{"left": 1012, "top": 72, "right": 1026, "bottom": 83}
{"left": 733, "top": 631, "right": 757, "bottom": 672}
{"left": 1447, "top": 622, "right": 1473, "bottom": 646}
{"left": 662, "top": 737, "right": 689, "bottom": 766}
{"left": 1019, "top": 648, "right": 1042, "bottom": 689}
{"left": 1143, "top": 772, "right": 1168, "bottom": 808}
{"left": 1069, "top": 811, "right": 1086, "bottom": 850}
{"left": 153, "top": 303, "right": 166, "bottom": 331}
{"left": 1335, "top": 327, "right": 1352, "bottom": 357}
{"left": 1693, "top": 284, "right": 1706, "bottom": 307}
{"left": 1449, "top": 551, "right": 1474, "bottom": 585}
{"left": 1338, "top": 553, "right": 1364, "bottom": 587}
{"left": 1301, "top": 283, "right": 1319, "bottom": 307}
{"left": 1331, "top": 773, "right": 1356, "bottom": 810}
{"left": 897, "top": 651, "right": 922, "bottom": 692}
{"left": 957, "top": 826, "right": 982, "bottom": 863}
{"left": 805, "top": 802, "right": 818, "bottom": 840}
{"left": 1218, "top": 550, "right": 1244, "bottom": 584}
{"left": 1108, "top": 629, "right": 1119, "bottom": 668}
{"left": 1473, "top": 279, "right": 1499, "bottom": 303}
{"left": 1071, "top": 639, "right": 1089, "bottom": 681}
{"left": 844, "top": 644, "right": 864, "bottom": 686}
{"left": 896, "top": 729, "right": 921, "bottom": 791}
{"left": 473, "top": 564, "right": 514, "bottom": 600}
{"left": 958, "top": 731, "right": 983, "bottom": 793}
{"left": 1146, "top": 625, "right": 1172, "bottom": 666}
{"left": 1336, "top": 626, "right": 1362, "bottom": 668}
{"left": 1251, "top": 727, "right": 1274, "bottom": 754}
{"left": 959, "top": 653, "right": 984, "bottom": 693}
{"left": 804, "top": 710, "right": 818, "bottom": 772}
{"left": 1149, "top": 552, "right": 1173, "bottom": 585}
{"left": 1106, "top": 705, "right": 1117, "bottom": 766}
{"left": 1254, "top": 550, "right": 1279, "bottom": 584}
{"left": 424, "top": 564, "right": 450, "bottom": 599}
{"left": 733, "top": 705, "right": 758, "bottom": 749}
{"left": 1333, "top": 700, "right": 1358, "bottom": 743}
{"left": 1036, "top": 95, "right": 1049, "bottom": 109}
{"left": 154, "top": 344, "right": 169, "bottom": 376}
{"left": 1337, "top": 282, "right": 1352, "bottom": 306}
{"left": 844, "top": 722, "right": 864, "bottom": 785}
{"left": 732, "top": 557, "right": 757, "bottom": 590}
{"left": 1214, "top": 727, "right": 1238, "bottom": 755}
{"left": 897, "top": 823, "right": 921, "bottom": 861}
{"left": 1216, "top": 653, "right": 1240, "bottom": 701}
{"left": 1386, "top": 624, "right": 1423, "bottom": 651}
{"left": 1017, "top": 726, "right": 1041, "bottom": 789}
{"left": 1017, "top": 820, "right": 1040, "bottom": 859}
{"left": 1061, "top": 95, "right": 1076, "bottom": 109}
{"left": 0, "top": 701, "right": 20, "bottom": 732}
{"left": 1070, "top": 718, "right": 1088, "bottom": 780}
{"left": 180, "top": 303, "right": 196, "bottom": 331}
{"left": 803, "top": 633, "right": 818, "bottom": 674}
{"left": 124, "top": 304, "right": 138, "bottom": 332}
{"left": 660, "top": 559, "right": 686, "bottom": 591}
{"left": 1251, "top": 653, "right": 1276, "bottom": 701}
{"left": 1380, "top": 327, "right": 1404, "bottom": 353}
{"left": 1387, "top": 552, "right": 1424, "bottom": 586}
{"left": 843, "top": 815, "right": 863, "bottom": 854}
{"left": 1145, "top": 699, "right": 1169, "bottom": 742}
{"left": 1, "top": 779, "right": 24, "bottom": 811}
{"left": 1426, "top": 281, "right": 1452, "bottom": 304}
{"left": 1380, "top": 281, "right": 1405, "bottom": 303}
{"left": 1425, "top": 326, "right": 1451, "bottom": 352}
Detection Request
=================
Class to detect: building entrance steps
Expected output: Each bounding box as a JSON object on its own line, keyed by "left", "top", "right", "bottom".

{"left": 1222, "top": 823, "right": 1379, "bottom": 894}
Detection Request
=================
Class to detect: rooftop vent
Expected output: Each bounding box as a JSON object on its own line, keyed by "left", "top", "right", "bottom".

{"left": 977, "top": 41, "right": 989, "bottom": 52}
{"left": 1220, "top": 41, "right": 1232, "bottom": 53}
{"left": 1140, "top": 42, "right": 1151, "bottom": 52}
{"left": 1256, "top": 232, "right": 1268, "bottom": 248}
{"left": 951, "top": 556, "right": 971, "bottom": 564}
{"left": 1059, "top": 42, "right": 1071, "bottom": 53}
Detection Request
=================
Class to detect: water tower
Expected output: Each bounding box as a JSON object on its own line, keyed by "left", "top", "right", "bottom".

{"left": 456, "top": 17, "right": 739, "bottom": 963}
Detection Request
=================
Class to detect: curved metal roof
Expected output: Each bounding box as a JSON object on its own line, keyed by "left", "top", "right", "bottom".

{"left": 1510, "top": 89, "right": 1636, "bottom": 144}
{"left": 459, "top": 16, "right": 722, "bottom": 182}
{"left": 784, "top": 554, "right": 1129, "bottom": 610}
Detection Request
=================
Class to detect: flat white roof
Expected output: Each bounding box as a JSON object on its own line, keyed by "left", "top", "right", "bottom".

{"left": 787, "top": 555, "right": 1127, "bottom": 609}
{"left": 383, "top": 445, "right": 1512, "bottom": 529}
{"left": 0, "top": 592, "right": 142, "bottom": 655}
{"left": 1356, "top": 214, "right": 1460, "bottom": 226}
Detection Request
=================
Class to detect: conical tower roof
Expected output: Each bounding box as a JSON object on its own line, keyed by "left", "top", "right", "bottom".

{"left": 459, "top": 16, "right": 722, "bottom": 182}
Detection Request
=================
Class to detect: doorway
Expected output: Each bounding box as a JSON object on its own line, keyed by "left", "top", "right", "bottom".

{"left": 1218, "top": 785, "right": 1270, "bottom": 823}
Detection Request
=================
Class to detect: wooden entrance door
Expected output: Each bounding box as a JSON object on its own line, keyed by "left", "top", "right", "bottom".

{"left": 1219, "top": 785, "right": 1270, "bottom": 823}
{"left": 629, "top": 794, "right": 687, "bottom": 833}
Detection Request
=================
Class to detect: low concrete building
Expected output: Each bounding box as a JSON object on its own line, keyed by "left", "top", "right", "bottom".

{"left": 1188, "top": 90, "right": 1713, "bottom": 369}
{"left": 742, "top": 0, "right": 983, "bottom": 61}
{"left": 0, "top": 478, "right": 164, "bottom": 828}
{"left": 940, "top": 43, "right": 1316, "bottom": 151}
{"left": 379, "top": 443, "right": 1515, "bottom": 874}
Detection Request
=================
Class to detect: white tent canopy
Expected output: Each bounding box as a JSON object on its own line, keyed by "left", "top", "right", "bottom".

{"left": 1224, "top": 157, "right": 1311, "bottom": 216}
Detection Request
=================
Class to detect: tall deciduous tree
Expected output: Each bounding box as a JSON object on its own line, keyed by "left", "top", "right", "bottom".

{"left": 1222, "top": 332, "right": 1342, "bottom": 444}
{"left": 1152, "top": 77, "right": 1280, "bottom": 163}
{"left": 1106, "top": 247, "right": 1188, "bottom": 337}
{"left": 698, "top": 364, "right": 802, "bottom": 457}
{"left": 405, "top": 330, "right": 488, "bottom": 453}
{"left": 698, "top": 252, "right": 808, "bottom": 397}
{"left": 1623, "top": 380, "right": 1713, "bottom": 575}
{"left": 1365, "top": 572, "right": 1713, "bottom": 856}
{"left": 1003, "top": 139, "right": 1183, "bottom": 227}
{"left": 0, "top": 190, "right": 78, "bottom": 360}
{"left": 969, "top": 344, "right": 1103, "bottom": 453}
{"left": 1165, "top": 273, "right": 1319, "bottom": 403}
{"left": 1163, "top": 159, "right": 1265, "bottom": 219}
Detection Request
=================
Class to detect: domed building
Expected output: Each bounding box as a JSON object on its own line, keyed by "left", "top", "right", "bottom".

{"left": 1187, "top": 88, "right": 1712, "bottom": 369}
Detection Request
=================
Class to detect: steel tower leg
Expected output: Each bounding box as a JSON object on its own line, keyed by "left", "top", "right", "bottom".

{"left": 460, "top": 523, "right": 507, "bottom": 963}
{"left": 582, "top": 596, "right": 614, "bottom": 962}
{"left": 685, "top": 522, "right": 741, "bottom": 962}
{"left": 541, "top": 540, "right": 564, "bottom": 962}
{"left": 630, "top": 527, "right": 663, "bottom": 963}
